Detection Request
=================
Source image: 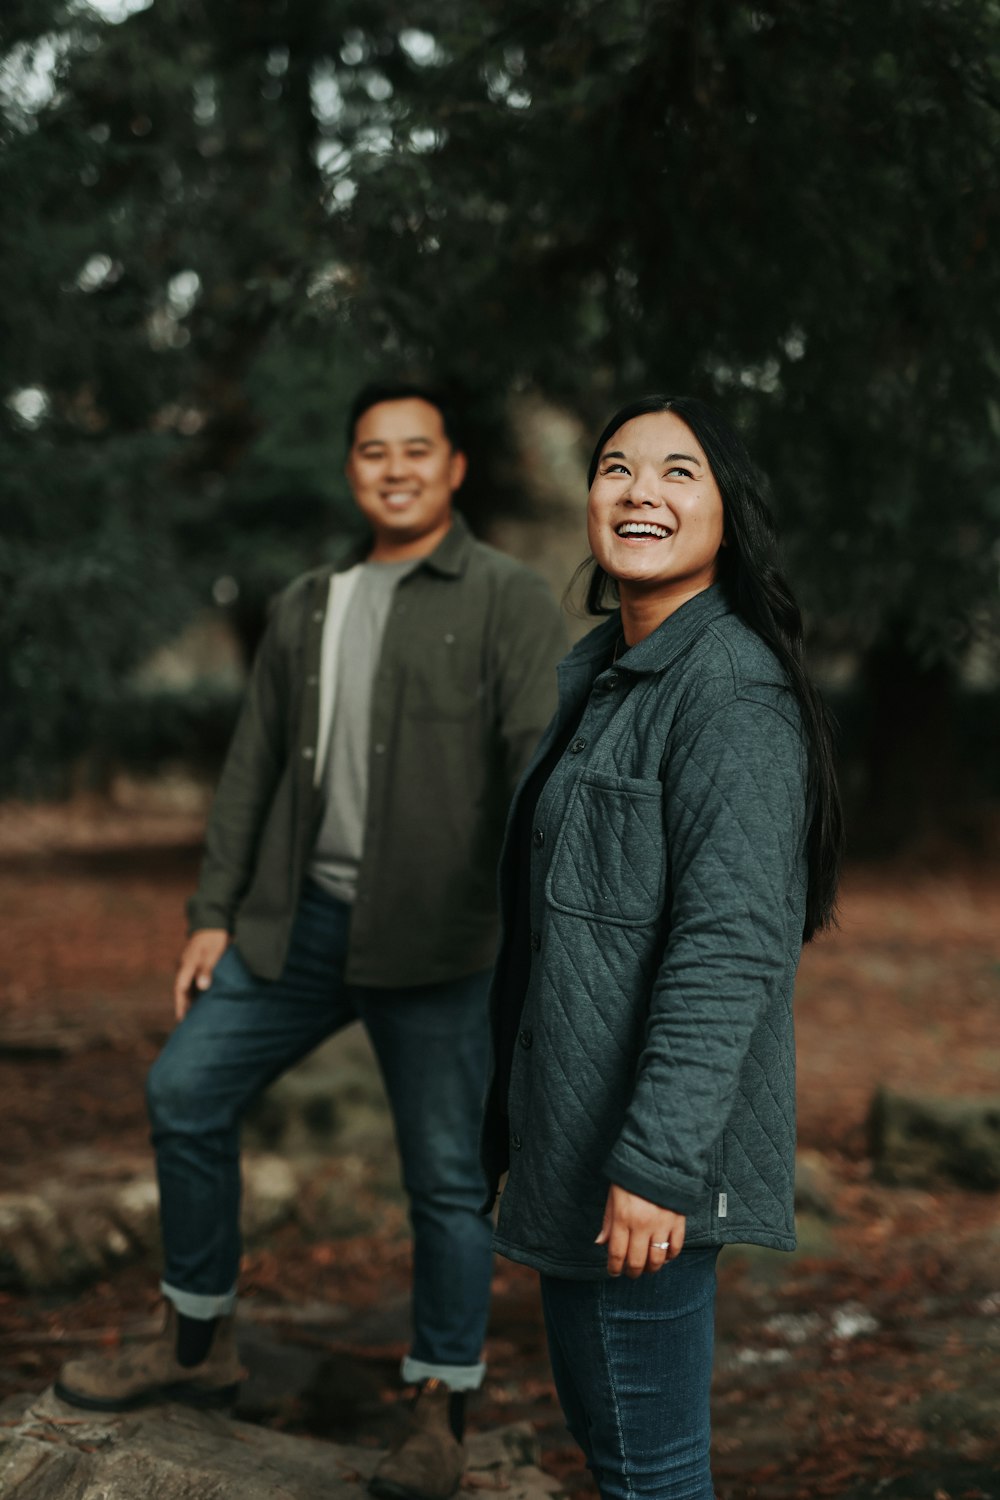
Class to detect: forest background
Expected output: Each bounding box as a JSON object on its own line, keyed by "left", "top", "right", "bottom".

{"left": 2, "top": 5, "right": 1000, "bottom": 1497}
{"left": 2, "top": 0, "right": 999, "bottom": 849}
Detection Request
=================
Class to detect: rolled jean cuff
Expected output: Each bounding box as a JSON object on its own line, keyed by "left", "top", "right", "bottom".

{"left": 161, "top": 1280, "right": 238, "bottom": 1320}
{"left": 400, "top": 1356, "right": 486, "bottom": 1392}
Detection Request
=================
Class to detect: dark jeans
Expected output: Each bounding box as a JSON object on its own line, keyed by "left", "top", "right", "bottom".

{"left": 147, "top": 880, "right": 494, "bottom": 1388}
{"left": 540, "top": 1247, "right": 720, "bottom": 1499}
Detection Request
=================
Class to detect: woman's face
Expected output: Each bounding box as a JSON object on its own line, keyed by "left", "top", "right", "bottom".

{"left": 587, "top": 410, "right": 725, "bottom": 605}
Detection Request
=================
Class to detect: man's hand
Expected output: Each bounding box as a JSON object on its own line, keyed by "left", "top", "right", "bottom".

{"left": 174, "top": 929, "right": 230, "bottom": 1021}
{"left": 595, "top": 1183, "right": 687, "bottom": 1278}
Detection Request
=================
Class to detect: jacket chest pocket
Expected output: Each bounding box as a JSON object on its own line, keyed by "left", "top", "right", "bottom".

{"left": 545, "top": 774, "right": 665, "bottom": 926}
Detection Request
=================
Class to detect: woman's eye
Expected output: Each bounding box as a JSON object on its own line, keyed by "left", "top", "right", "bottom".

{"left": 666, "top": 466, "right": 693, "bottom": 479}
{"left": 603, "top": 462, "right": 629, "bottom": 475}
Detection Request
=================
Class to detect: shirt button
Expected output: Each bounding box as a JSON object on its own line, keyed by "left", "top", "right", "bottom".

{"left": 529, "top": 931, "right": 541, "bottom": 952}
{"left": 570, "top": 738, "right": 587, "bottom": 754}
{"left": 307, "top": 675, "right": 319, "bottom": 687}
{"left": 312, "top": 610, "right": 324, "bottom": 623}
{"left": 444, "top": 632, "right": 455, "bottom": 644}
{"left": 519, "top": 1029, "right": 533, "bottom": 1050}
{"left": 511, "top": 1133, "right": 522, "bottom": 1151}
{"left": 374, "top": 743, "right": 386, "bottom": 755}
{"left": 532, "top": 828, "right": 544, "bottom": 849}
{"left": 302, "top": 746, "right": 315, "bottom": 760}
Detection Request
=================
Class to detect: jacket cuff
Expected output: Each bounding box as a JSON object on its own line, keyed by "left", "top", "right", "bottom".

{"left": 602, "top": 1147, "right": 705, "bottom": 1217}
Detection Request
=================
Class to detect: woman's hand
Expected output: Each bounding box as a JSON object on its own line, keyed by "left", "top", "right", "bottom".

{"left": 595, "top": 1183, "right": 686, "bottom": 1278}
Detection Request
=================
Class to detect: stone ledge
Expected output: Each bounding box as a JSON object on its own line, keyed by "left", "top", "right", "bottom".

{"left": 0, "top": 1153, "right": 298, "bottom": 1292}
{"left": 869, "top": 1088, "right": 1000, "bottom": 1189}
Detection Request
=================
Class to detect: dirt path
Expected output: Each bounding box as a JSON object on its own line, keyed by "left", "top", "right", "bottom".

{"left": 1, "top": 803, "right": 998, "bottom": 1497}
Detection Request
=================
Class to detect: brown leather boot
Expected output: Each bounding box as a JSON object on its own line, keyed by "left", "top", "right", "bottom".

{"left": 54, "top": 1303, "right": 243, "bottom": 1412}
{"left": 368, "top": 1379, "right": 465, "bottom": 1500}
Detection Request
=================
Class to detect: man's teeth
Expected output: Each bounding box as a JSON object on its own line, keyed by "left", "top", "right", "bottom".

{"left": 617, "top": 521, "right": 673, "bottom": 538}
{"left": 384, "top": 492, "right": 416, "bottom": 507}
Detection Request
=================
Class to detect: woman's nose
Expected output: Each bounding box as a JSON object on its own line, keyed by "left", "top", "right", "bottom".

{"left": 625, "top": 477, "right": 658, "bottom": 506}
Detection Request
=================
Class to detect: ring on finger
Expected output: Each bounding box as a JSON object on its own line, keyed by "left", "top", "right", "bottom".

{"left": 651, "top": 1240, "right": 671, "bottom": 1251}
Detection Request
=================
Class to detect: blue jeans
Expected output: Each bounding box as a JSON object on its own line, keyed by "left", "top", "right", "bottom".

{"left": 540, "top": 1248, "right": 720, "bottom": 1499}
{"left": 147, "top": 881, "right": 494, "bottom": 1389}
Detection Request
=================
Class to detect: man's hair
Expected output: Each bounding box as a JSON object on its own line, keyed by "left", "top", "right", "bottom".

{"left": 345, "top": 382, "right": 465, "bottom": 451}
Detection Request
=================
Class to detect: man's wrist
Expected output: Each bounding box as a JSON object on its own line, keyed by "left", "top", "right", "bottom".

{"left": 185, "top": 903, "right": 233, "bottom": 937}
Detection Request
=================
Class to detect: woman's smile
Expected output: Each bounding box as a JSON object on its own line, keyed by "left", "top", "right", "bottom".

{"left": 614, "top": 520, "right": 675, "bottom": 540}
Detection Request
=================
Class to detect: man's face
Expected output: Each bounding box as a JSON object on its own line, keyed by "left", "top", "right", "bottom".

{"left": 345, "top": 398, "right": 467, "bottom": 560}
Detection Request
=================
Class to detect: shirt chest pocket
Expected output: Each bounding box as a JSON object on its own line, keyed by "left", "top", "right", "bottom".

{"left": 545, "top": 774, "right": 665, "bottom": 927}
{"left": 404, "top": 639, "right": 484, "bottom": 720}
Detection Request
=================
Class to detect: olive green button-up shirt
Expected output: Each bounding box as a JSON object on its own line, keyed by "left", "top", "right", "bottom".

{"left": 187, "top": 515, "right": 567, "bottom": 987}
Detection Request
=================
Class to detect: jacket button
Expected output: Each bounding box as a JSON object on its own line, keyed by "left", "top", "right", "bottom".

{"left": 312, "top": 610, "right": 324, "bottom": 623}
{"left": 570, "top": 738, "right": 587, "bottom": 753}
{"left": 302, "top": 746, "right": 315, "bottom": 760}
{"left": 532, "top": 828, "right": 544, "bottom": 848}
{"left": 307, "top": 674, "right": 319, "bottom": 687}
{"left": 374, "top": 743, "right": 386, "bottom": 755}
{"left": 519, "top": 1029, "right": 533, "bottom": 1050}
{"left": 604, "top": 674, "right": 619, "bottom": 690}
{"left": 511, "top": 1133, "right": 522, "bottom": 1150}
{"left": 530, "top": 931, "right": 541, "bottom": 952}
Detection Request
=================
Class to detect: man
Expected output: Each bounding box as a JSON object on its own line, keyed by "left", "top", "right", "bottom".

{"left": 56, "top": 383, "right": 566, "bottom": 1500}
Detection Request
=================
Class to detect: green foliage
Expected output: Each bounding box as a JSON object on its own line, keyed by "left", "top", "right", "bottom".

{"left": 336, "top": 0, "right": 1000, "bottom": 659}
{"left": 1, "top": 0, "right": 998, "bottom": 792}
{"left": 0, "top": 419, "right": 191, "bottom": 791}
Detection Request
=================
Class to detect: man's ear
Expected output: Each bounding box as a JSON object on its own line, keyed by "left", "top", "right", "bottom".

{"left": 449, "top": 449, "right": 468, "bottom": 492}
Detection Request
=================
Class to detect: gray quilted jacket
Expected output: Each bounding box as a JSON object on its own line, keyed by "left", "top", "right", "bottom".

{"left": 482, "top": 584, "right": 809, "bottom": 1277}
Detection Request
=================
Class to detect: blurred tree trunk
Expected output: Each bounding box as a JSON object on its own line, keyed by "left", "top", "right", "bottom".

{"left": 858, "top": 635, "right": 962, "bottom": 854}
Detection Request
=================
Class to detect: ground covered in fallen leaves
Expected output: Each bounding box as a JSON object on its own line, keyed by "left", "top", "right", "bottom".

{"left": 1, "top": 799, "right": 998, "bottom": 1498}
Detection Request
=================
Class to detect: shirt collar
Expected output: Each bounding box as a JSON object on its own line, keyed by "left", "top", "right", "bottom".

{"left": 332, "top": 511, "right": 472, "bottom": 579}
{"left": 418, "top": 512, "right": 473, "bottom": 577}
{"left": 561, "top": 582, "right": 732, "bottom": 678}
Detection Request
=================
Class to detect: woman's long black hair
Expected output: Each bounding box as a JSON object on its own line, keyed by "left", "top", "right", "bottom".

{"left": 583, "top": 394, "right": 843, "bottom": 942}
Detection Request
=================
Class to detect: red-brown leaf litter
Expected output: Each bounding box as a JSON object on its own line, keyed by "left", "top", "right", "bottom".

{"left": 1, "top": 800, "right": 998, "bottom": 1497}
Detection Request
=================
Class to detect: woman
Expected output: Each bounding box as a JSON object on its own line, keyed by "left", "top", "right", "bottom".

{"left": 481, "top": 395, "right": 842, "bottom": 1499}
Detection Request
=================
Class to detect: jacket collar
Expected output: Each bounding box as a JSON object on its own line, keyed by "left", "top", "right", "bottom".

{"left": 561, "top": 583, "right": 732, "bottom": 678}
{"left": 332, "top": 511, "right": 473, "bottom": 579}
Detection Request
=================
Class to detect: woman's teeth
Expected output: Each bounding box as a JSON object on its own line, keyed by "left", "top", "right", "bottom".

{"left": 616, "top": 521, "right": 673, "bottom": 539}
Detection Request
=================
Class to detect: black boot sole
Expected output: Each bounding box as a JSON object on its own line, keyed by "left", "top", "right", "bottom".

{"left": 52, "top": 1379, "right": 241, "bottom": 1414}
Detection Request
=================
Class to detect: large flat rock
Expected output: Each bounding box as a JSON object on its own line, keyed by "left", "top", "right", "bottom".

{"left": 869, "top": 1088, "right": 1000, "bottom": 1189}
{"left": 0, "top": 1389, "right": 563, "bottom": 1500}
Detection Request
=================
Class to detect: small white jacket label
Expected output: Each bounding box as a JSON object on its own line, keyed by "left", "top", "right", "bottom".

{"left": 718, "top": 1193, "right": 728, "bottom": 1218}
